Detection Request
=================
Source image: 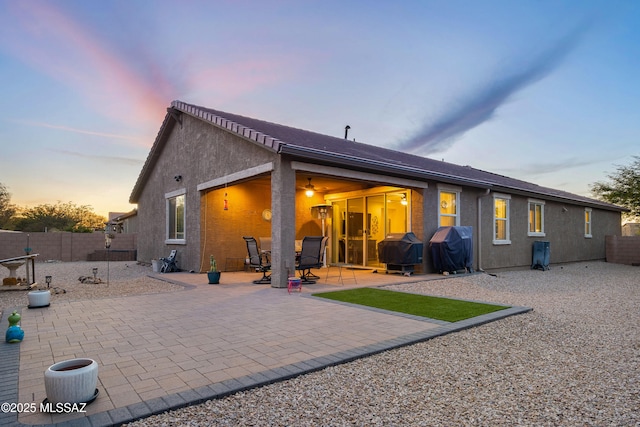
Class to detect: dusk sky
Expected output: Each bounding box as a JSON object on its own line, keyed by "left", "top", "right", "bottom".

{"left": 1, "top": 0, "right": 638, "bottom": 218}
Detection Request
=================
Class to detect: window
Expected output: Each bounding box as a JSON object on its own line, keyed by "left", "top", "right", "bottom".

{"left": 437, "top": 185, "right": 461, "bottom": 227}
{"left": 166, "top": 191, "right": 186, "bottom": 243}
{"left": 528, "top": 199, "right": 545, "bottom": 236}
{"left": 585, "top": 208, "right": 592, "bottom": 238}
{"left": 438, "top": 190, "right": 460, "bottom": 227}
{"left": 493, "top": 194, "right": 511, "bottom": 244}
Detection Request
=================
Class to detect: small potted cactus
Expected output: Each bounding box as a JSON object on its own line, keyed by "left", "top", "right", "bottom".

{"left": 207, "top": 256, "right": 221, "bottom": 284}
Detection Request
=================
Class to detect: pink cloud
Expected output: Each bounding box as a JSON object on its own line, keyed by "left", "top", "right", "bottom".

{"left": 2, "top": 2, "right": 169, "bottom": 130}
{"left": 1, "top": 2, "right": 311, "bottom": 140}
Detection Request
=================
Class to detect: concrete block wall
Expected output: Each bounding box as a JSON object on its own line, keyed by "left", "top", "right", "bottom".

{"left": 0, "top": 232, "right": 137, "bottom": 262}
{"left": 605, "top": 235, "right": 640, "bottom": 265}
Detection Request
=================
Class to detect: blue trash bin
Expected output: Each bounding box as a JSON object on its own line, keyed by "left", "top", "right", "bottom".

{"left": 531, "top": 241, "right": 550, "bottom": 271}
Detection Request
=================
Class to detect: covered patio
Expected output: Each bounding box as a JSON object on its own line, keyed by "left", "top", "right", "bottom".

{"left": 198, "top": 165, "right": 430, "bottom": 288}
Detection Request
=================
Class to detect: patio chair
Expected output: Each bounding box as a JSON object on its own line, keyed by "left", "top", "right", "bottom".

{"left": 159, "top": 250, "right": 178, "bottom": 273}
{"left": 243, "top": 236, "right": 271, "bottom": 284}
{"left": 295, "top": 236, "right": 327, "bottom": 283}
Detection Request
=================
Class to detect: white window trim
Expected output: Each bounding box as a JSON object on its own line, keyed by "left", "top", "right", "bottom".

{"left": 437, "top": 184, "right": 461, "bottom": 227}
{"left": 493, "top": 193, "right": 511, "bottom": 245}
{"left": 166, "top": 188, "right": 187, "bottom": 244}
{"left": 528, "top": 199, "right": 546, "bottom": 237}
{"left": 585, "top": 207, "right": 592, "bottom": 238}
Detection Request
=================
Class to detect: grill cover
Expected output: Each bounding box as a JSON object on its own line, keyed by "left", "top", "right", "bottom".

{"left": 429, "top": 226, "right": 474, "bottom": 273}
{"left": 378, "top": 232, "right": 423, "bottom": 265}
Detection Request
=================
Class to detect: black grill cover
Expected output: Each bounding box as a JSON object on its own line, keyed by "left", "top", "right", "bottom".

{"left": 429, "top": 226, "right": 474, "bottom": 273}
{"left": 378, "top": 232, "right": 423, "bottom": 265}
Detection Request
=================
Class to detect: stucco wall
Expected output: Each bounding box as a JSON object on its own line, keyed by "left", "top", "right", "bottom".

{"left": 479, "top": 195, "right": 621, "bottom": 270}
{"left": 136, "top": 114, "right": 277, "bottom": 272}
{"left": 415, "top": 186, "right": 621, "bottom": 272}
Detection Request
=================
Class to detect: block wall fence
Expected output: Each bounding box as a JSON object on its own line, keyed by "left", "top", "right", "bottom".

{"left": 605, "top": 235, "right": 640, "bottom": 265}
{"left": 0, "top": 232, "right": 137, "bottom": 262}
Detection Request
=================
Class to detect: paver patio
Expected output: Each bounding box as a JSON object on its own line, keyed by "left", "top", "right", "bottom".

{"left": 0, "top": 268, "right": 529, "bottom": 426}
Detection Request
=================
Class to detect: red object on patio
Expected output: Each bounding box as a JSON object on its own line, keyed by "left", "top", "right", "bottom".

{"left": 287, "top": 277, "right": 302, "bottom": 294}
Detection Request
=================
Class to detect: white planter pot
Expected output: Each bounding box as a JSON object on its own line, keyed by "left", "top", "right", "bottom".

{"left": 44, "top": 358, "right": 98, "bottom": 404}
{"left": 28, "top": 290, "right": 51, "bottom": 307}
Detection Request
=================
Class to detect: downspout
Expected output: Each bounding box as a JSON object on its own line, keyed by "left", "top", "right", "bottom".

{"left": 477, "top": 188, "right": 491, "bottom": 272}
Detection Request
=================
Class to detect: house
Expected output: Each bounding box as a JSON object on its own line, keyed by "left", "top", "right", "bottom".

{"left": 130, "top": 100, "right": 623, "bottom": 287}
{"left": 109, "top": 209, "right": 138, "bottom": 234}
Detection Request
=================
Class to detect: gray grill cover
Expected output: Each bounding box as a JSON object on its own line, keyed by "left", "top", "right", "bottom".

{"left": 429, "top": 226, "right": 474, "bottom": 273}
{"left": 378, "top": 232, "right": 423, "bottom": 265}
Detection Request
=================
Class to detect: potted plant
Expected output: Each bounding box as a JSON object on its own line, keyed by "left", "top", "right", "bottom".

{"left": 207, "top": 256, "right": 221, "bottom": 284}
{"left": 44, "top": 358, "right": 99, "bottom": 404}
{"left": 28, "top": 289, "right": 51, "bottom": 308}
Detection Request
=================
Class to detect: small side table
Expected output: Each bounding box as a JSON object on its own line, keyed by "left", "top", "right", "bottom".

{"left": 325, "top": 263, "right": 357, "bottom": 285}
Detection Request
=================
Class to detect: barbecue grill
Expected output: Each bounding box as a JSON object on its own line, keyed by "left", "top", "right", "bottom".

{"left": 378, "top": 232, "right": 423, "bottom": 275}
{"left": 429, "top": 226, "right": 474, "bottom": 274}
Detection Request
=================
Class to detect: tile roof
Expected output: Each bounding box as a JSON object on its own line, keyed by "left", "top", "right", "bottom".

{"left": 131, "top": 100, "right": 623, "bottom": 212}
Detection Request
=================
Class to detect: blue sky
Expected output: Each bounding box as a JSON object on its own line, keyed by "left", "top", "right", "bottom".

{"left": 0, "top": 0, "right": 638, "bottom": 218}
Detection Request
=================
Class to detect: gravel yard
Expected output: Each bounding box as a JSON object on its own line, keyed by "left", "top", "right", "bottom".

{"left": 0, "top": 261, "right": 183, "bottom": 317}
{"left": 124, "top": 261, "right": 639, "bottom": 427}
{"left": 2, "top": 260, "right": 638, "bottom": 426}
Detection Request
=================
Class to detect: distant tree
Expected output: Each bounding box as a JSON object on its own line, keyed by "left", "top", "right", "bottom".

{"left": 591, "top": 156, "right": 640, "bottom": 220}
{"left": 0, "top": 183, "right": 17, "bottom": 229}
{"left": 12, "top": 201, "right": 107, "bottom": 232}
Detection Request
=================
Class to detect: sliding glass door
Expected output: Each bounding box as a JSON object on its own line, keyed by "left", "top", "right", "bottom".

{"left": 331, "top": 191, "right": 407, "bottom": 267}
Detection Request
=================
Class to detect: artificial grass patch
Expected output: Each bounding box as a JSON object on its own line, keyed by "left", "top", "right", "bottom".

{"left": 313, "top": 287, "right": 509, "bottom": 322}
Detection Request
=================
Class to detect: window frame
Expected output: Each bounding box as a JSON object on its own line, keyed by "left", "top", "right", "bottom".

{"left": 166, "top": 189, "right": 186, "bottom": 244}
{"left": 584, "top": 208, "right": 592, "bottom": 238}
{"left": 493, "top": 193, "right": 511, "bottom": 245}
{"left": 437, "top": 185, "right": 461, "bottom": 227}
{"left": 528, "top": 199, "right": 546, "bottom": 237}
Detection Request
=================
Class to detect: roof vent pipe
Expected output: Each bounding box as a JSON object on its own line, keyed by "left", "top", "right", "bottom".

{"left": 344, "top": 125, "right": 350, "bottom": 139}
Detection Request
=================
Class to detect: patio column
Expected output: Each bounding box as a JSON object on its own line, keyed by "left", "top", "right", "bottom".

{"left": 271, "top": 158, "right": 296, "bottom": 288}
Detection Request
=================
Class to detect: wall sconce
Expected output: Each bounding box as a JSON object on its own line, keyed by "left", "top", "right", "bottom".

{"left": 45, "top": 275, "right": 52, "bottom": 289}
{"left": 305, "top": 178, "right": 315, "bottom": 197}
{"left": 401, "top": 194, "right": 408, "bottom": 206}
{"left": 223, "top": 192, "right": 229, "bottom": 210}
{"left": 174, "top": 175, "right": 182, "bottom": 182}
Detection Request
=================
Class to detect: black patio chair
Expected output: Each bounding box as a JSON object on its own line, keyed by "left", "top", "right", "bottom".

{"left": 160, "top": 250, "right": 178, "bottom": 273}
{"left": 243, "top": 236, "right": 271, "bottom": 284}
{"left": 295, "top": 236, "right": 327, "bottom": 284}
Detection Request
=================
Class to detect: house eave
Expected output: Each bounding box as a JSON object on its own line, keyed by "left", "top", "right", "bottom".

{"left": 129, "top": 110, "right": 178, "bottom": 203}
{"left": 490, "top": 185, "right": 626, "bottom": 212}
{"left": 278, "top": 143, "right": 495, "bottom": 189}
{"left": 171, "top": 100, "right": 282, "bottom": 153}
